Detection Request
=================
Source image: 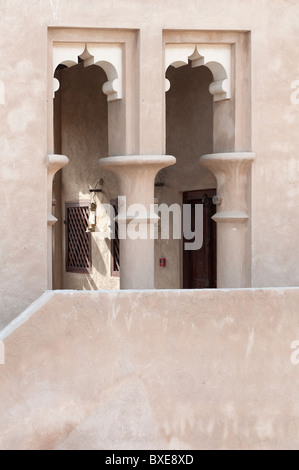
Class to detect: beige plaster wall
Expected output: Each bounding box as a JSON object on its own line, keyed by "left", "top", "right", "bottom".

{"left": 56, "top": 63, "right": 120, "bottom": 290}
{"left": 1, "top": 287, "right": 299, "bottom": 450}
{"left": 250, "top": 3, "right": 299, "bottom": 288}
{"left": 0, "top": 2, "right": 49, "bottom": 330}
{"left": 1, "top": 0, "right": 299, "bottom": 326}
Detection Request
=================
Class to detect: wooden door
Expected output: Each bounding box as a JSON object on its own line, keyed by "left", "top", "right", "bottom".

{"left": 183, "top": 189, "right": 217, "bottom": 289}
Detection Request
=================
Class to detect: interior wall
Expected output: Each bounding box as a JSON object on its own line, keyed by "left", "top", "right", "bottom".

{"left": 55, "top": 63, "right": 120, "bottom": 290}
{"left": 154, "top": 64, "right": 216, "bottom": 289}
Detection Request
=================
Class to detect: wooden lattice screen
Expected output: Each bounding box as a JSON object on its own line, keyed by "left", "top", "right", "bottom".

{"left": 65, "top": 202, "right": 92, "bottom": 273}
{"left": 111, "top": 199, "right": 120, "bottom": 276}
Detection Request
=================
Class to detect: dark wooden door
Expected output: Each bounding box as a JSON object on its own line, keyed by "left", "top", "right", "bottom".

{"left": 183, "top": 189, "right": 217, "bottom": 289}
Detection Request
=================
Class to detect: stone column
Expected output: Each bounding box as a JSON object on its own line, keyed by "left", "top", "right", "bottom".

{"left": 47, "top": 154, "right": 69, "bottom": 289}
{"left": 98, "top": 155, "right": 176, "bottom": 289}
{"left": 200, "top": 152, "right": 255, "bottom": 288}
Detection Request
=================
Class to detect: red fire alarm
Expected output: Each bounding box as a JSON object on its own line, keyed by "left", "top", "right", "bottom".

{"left": 159, "top": 257, "right": 166, "bottom": 268}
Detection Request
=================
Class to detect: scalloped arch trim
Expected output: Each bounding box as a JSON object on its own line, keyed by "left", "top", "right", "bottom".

{"left": 53, "top": 42, "right": 122, "bottom": 102}
{"left": 165, "top": 43, "right": 231, "bottom": 102}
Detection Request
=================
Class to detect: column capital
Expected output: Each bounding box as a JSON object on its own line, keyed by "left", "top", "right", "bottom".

{"left": 98, "top": 154, "right": 176, "bottom": 290}
{"left": 200, "top": 152, "right": 255, "bottom": 288}
{"left": 47, "top": 154, "right": 69, "bottom": 227}
{"left": 98, "top": 155, "right": 176, "bottom": 206}
{"left": 200, "top": 152, "right": 255, "bottom": 221}
{"left": 47, "top": 153, "right": 69, "bottom": 176}
{"left": 200, "top": 152, "right": 255, "bottom": 175}
{"left": 98, "top": 154, "right": 176, "bottom": 171}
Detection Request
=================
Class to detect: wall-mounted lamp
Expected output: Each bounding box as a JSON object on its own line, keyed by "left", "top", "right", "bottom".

{"left": 86, "top": 201, "right": 97, "bottom": 233}
{"left": 86, "top": 178, "right": 104, "bottom": 233}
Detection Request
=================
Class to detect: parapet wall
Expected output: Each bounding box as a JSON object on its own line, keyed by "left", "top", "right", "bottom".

{"left": 0, "top": 288, "right": 299, "bottom": 450}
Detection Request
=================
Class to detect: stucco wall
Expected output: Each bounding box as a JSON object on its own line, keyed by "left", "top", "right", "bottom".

{"left": 1, "top": 287, "right": 299, "bottom": 450}
{"left": 1, "top": 0, "right": 299, "bottom": 325}
{"left": 0, "top": 2, "right": 48, "bottom": 328}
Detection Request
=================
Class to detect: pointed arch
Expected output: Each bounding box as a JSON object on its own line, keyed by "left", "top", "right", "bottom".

{"left": 52, "top": 42, "right": 123, "bottom": 101}
{"left": 165, "top": 43, "right": 231, "bottom": 102}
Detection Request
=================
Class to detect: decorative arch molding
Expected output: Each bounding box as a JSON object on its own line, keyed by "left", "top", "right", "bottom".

{"left": 53, "top": 42, "right": 123, "bottom": 102}
{"left": 165, "top": 43, "right": 231, "bottom": 102}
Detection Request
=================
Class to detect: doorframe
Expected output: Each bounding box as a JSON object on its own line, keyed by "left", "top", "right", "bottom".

{"left": 182, "top": 188, "right": 217, "bottom": 289}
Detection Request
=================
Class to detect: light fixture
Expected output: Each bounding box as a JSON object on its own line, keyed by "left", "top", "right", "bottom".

{"left": 86, "top": 178, "right": 104, "bottom": 233}
{"left": 86, "top": 201, "right": 97, "bottom": 233}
